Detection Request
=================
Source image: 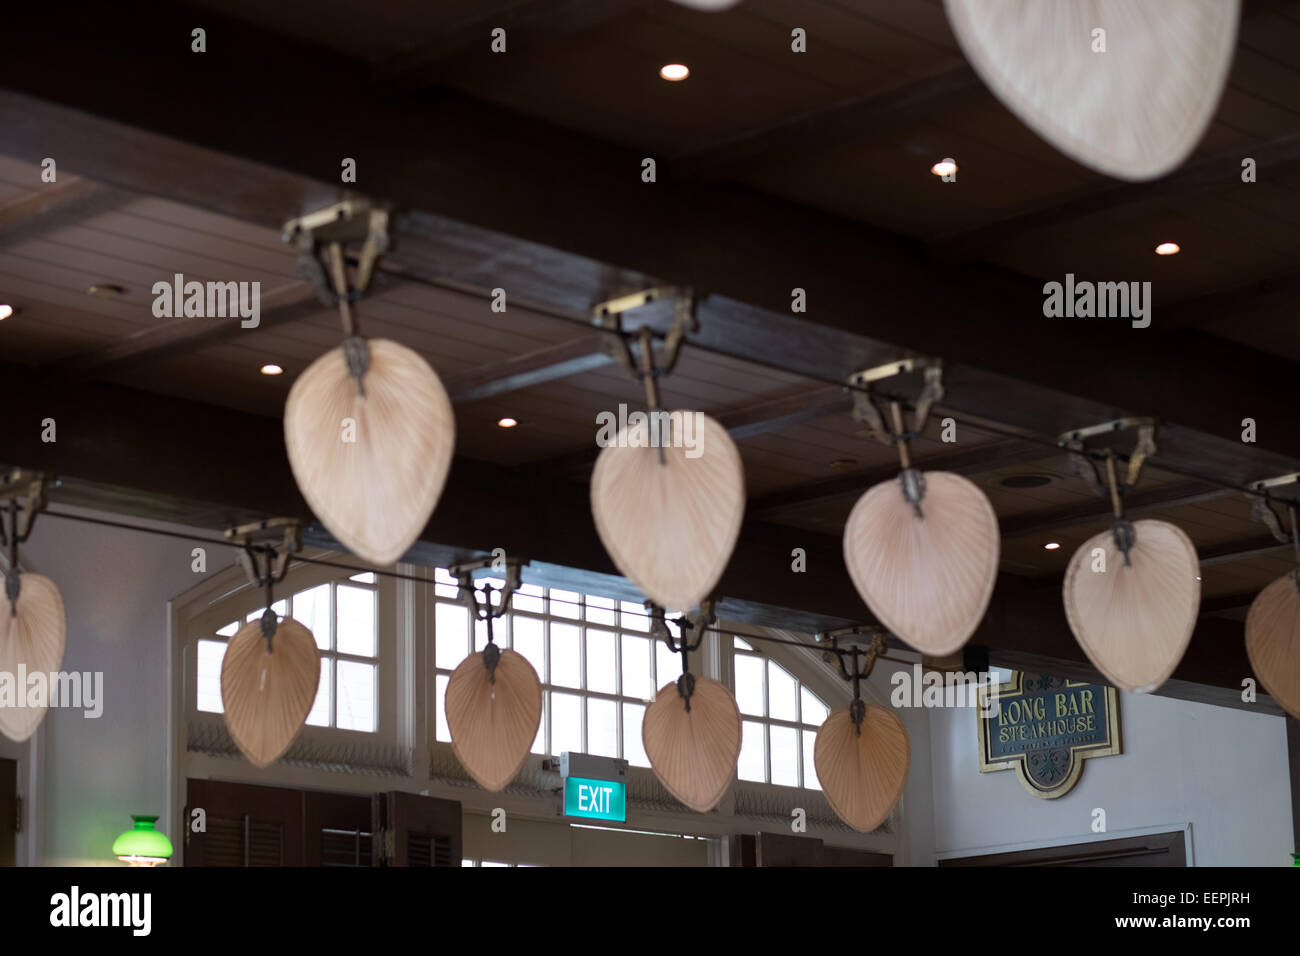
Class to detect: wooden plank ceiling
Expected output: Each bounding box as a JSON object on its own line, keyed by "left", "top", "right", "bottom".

{"left": 1, "top": 0, "right": 1298, "bottom": 645}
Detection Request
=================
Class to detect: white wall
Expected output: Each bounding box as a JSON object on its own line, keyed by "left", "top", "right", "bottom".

{"left": 919, "top": 688, "right": 1295, "bottom": 866}
{"left": 20, "top": 507, "right": 231, "bottom": 865}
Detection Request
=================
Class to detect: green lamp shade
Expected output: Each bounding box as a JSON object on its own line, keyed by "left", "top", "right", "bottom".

{"left": 112, "top": 815, "right": 173, "bottom": 865}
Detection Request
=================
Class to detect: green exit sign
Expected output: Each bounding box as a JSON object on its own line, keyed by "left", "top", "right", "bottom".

{"left": 564, "top": 776, "right": 626, "bottom": 822}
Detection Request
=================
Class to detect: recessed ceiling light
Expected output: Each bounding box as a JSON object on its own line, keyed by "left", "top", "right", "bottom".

{"left": 660, "top": 63, "right": 690, "bottom": 81}
{"left": 0, "top": 304, "right": 12, "bottom": 321}
{"left": 1044, "top": 542, "right": 1061, "bottom": 551}
{"left": 260, "top": 364, "right": 283, "bottom": 376}
{"left": 497, "top": 417, "right": 518, "bottom": 428}
{"left": 86, "top": 283, "right": 126, "bottom": 298}
{"left": 1155, "top": 242, "right": 1180, "bottom": 256}
{"left": 931, "top": 159, "right": 958, "bottom": 176}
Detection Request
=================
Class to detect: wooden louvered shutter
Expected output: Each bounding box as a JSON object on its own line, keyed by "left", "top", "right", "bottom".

{"left": 303, "top": 790, "right": 373, "bottom": 867}
{"left": 371, "top": 791, "right": 461, "bottom": 867}
{"left": 184, "top": 779, "right": 303, "bottom": 866}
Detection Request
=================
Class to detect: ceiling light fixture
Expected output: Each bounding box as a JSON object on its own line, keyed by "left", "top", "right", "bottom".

{"left": 0, "top": 304, "right": 13, "bottom": 321}
{"left": 260, "top": 364, "right": 284, "bottom": 376}
{"left": 1044, "top": 542, "right": 1061, "bottom": 550}
{"left": 497, "top": 417, "right": 518, "bottom": 428}
{"left": 659, "top": 63, "right": 690, "bottom": 81}
{"left": 930, "top": 159, "right": 958, "bottom": 176}
{"left": 1155, "top": 242, "right": 1181, "bottom": 256}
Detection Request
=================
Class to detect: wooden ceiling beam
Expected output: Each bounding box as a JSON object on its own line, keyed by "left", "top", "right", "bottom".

{"left": 532, "top": 384, "right": 854, "bottom": 480}
{"left": 0, "top": 178, "right": 133, "bottom": 246}
{"left": 999, "top": 480, "right": 1232, "bottom": 539}
{"left": 445, "top": 333, "right": 613, "bottom": 404}
{"left": 749, "top": 437, "right": 1049, "bottom": 519}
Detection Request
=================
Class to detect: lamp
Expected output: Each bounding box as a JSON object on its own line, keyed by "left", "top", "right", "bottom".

{"left": 112, "top": 815, "right": 173, "bottom": 867}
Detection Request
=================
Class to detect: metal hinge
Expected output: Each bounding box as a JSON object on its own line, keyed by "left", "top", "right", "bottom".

{"left": 374, "top": 828, "right": 395, "bottom": 863}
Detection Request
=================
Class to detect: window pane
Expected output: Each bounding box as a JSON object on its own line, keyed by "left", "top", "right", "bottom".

{"left": 336, "top": 585, "right": 376, "bottom": 657}
{"left": 435, "top": 603, "right": 469, "bottom": 669}
{"left": 734, "top": 654, "right": 764, "bottom": 716}
{"left": 587, "top": 698, "right": 618, "bottom": 757}
{"left": 337, "top": 661, "right": 376, "bottom": 732}
{"left": 293, "top": 583, "right": 332, "bottom": 650}
{"left": 349, "top": 572, "right": 376, "bottom": 584}
{"left": 767, "top": 660, "right": 797, "bottom": 721}
{"left": 622, "top": 703, "right": 649, "bottom": 767}
{"left": 435, "top": 674, "right": 450, "bottom": 743}
{"left": 620, "top": 601, "right": 649, "bottom": 633}
{"left": 802, "top": 730, "right": 821, "bottom": 791}
{"left": 434, "top": 567, "right": 459, "bottom": 599}
{"left": 197, "top": 640, "right": 225, "bottom": 713}
{"left": 586, "top": 629, "right": 617, "bottom": 694}
{"left": 549, "top": 588, "right": 580, "bottom": 620}
{"left": 734, "top": 637, "right": 752, "bottom": 650}
{"left": 621, "top": 635, "right": 652, "bottom": 700}
{"left": 738, "top": 721, "right": 765, "bottom": 782}
{"left": 306, "top": 658, "right": 332, "bottom": 727}
{"left": 513, "top": 583, "right": 544, "bottom": 614}
{"left": 801, "top": 687, "right": 829, "bottom": 726}
{"left": 770, "top": 725, "right": 799, "bottom": 787}
{"left": 532, "top": 694, "right": 547, "bottom": 754}
{"left": 551, "top": 692, "right": 583, "bottom": 756}
{"left": 550, "top": 623, "right": 581, "bottom": 689}
{"left": 512, "top": 615, "right": 545, "bottom": 682}
{"left": 216, "top": 621, "right": 239, "bottom": 637}
{"left": 655, "top": 640, "right": 681, "bottom": 689}
{"left": 586, "top": 594, "right": 616, "bottom": 627}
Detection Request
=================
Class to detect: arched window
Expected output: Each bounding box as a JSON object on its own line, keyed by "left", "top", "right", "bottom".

{"left": 183, "top": 560, "right": 398, "bottom": 749}
{"left": 430, "top": 569, "right": 684, "bottom": 766}
{"left": 731, "top": 637, "right": 829, "bottom": 790}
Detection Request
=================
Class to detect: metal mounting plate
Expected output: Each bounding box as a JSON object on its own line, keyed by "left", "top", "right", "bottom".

{"left": 1249, "top": 473, "right": 1300, "bottom": 502}
{"left": 846, "top": 356, "right": 941, "bottom": 389}
{"left": 1057, "top": 417, "right": 1157, "bottom": 451}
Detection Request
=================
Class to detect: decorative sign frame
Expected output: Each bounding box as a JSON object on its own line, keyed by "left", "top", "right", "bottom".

{"left": 977, "top": 672, "right": 1121, "bottom": 799}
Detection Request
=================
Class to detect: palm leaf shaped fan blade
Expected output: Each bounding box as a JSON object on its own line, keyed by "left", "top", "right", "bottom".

{"left": 1245, "top": 573, "right": 1300, "bottom": 720}
{"left": 1063, "top": 519, "right": 1200, "bottom": 693}
{"left": 1245, "top": 505, "right": 1300, "bottom": 719}
{"left": 815, "top": 703, "right": 910, "bottom": 833}
{"left": 285, "top": 338, "right": 455, "bottom": 567}
{"left": 445, "top": 645, "right": 543, "bottom": 791}
{"left": 844, "top": 471, "right": 1000, "bottom": 657}
{"left": 642, "top": 674, "right": 742, "bottom": 813}
{"left": 943, "top": 0, "right": 1240, "bottom": 181}
{"left": 0, "top": 571, "right": 66, "bottom": 742}
{"left": 591, "top": 412, "right": 745, "bottom": 612}
{"left": 221, "top": 615, "right": 321, "bottom": 768}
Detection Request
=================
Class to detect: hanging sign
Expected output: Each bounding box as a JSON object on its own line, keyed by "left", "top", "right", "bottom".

{"left": 559, "top": 753, "right": 628, "bottom": 822}
{"left": 977, "top": 672, "right": 1120, "bottom": 799}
